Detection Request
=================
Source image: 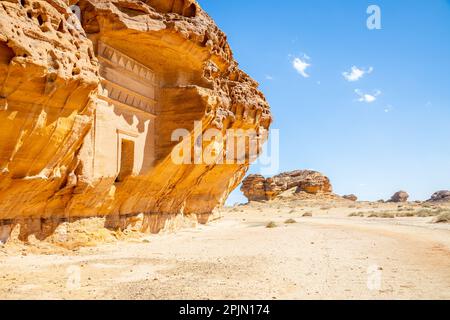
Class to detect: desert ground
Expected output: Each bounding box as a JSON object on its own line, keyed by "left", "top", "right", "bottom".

{"left": 1, "top": 199, "right": 450, "bottom": 300}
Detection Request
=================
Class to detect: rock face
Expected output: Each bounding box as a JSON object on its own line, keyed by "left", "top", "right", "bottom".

{"left": 343, "top": 194, "right": 358, "bottom": 202}
{"left": 428, "top": 191, "right": 450, "bottom": 202}
{"left": 241, "top": 170, "right": 332, "bottom": 202}
{"left": 389, "top": 191, "right": 409, "bottom": 203}
{"left": 0, "top": 0, "right": 271, "bottom": 241}
{"left": 240, "top": 174, "right": 267, "bottom": 202}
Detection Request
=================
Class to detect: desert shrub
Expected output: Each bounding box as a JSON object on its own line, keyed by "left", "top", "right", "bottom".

{"left": 284, "top": 219, "right": 297, "bottom": 224}
{"left": 396, "top": 211, "right": 415, "bottom": 217}
{"left": 266, "top": 221, "right": 277, "bottom": 228}
{"left": 368, "top": 212, "right": 395, "bottom": 218}
{"left": 348, "top": 212, "right": 365, "bottom": 217}
{"left": 434, "top": 211, "right": 450, "bottom": 223}
{"left": 302, "top": 212, "right": 313, "bottom": 217}
{"left": 415, "top": 209, "right": 439, "bottom": 217}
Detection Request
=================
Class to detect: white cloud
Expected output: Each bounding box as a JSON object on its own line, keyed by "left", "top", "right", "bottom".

{"left": 265, "top": 75, "right": 274, "bottom": 80}
{"left": 292, "top": 56, "right": 311, "bottom": 78}
{"left": 343, "top": 66, "right": 373, "bottom": 82}
{"left": 355, "top": 89, "right": 381, "bottom": 103}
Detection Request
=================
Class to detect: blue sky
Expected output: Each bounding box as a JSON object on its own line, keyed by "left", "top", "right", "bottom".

{"left": 198, "top": 0, "right": 450, "bottom": 203}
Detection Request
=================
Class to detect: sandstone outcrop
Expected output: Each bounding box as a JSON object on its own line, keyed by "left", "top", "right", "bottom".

{"left": 428, "top": 191, "right": 450, "bottom": 203}
{"left": 0, "top": 0, "right": 271, "bottom": 242}
{"left": 343, "top": 194, "right": 358, "bottom": 202}
{"left": 241, "top": 170, "right": 332, "bottom": 202}
{"left": 389, "top": 191, "right": 409, "bottom": 203}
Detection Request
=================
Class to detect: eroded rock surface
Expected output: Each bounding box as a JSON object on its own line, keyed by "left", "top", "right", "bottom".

{"left": 343, "top": 194, "right": 358, "bottom": 202}
{"left": 241, "top": 170, "right": 332, "bottom": 202}
{"left": 428, "top": 191, "right": 450, "bottom": 203}
{"left": 0, "top": 0, "right": 271, "bottom": 241}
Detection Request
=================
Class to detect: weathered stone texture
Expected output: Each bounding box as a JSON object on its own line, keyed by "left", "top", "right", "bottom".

{"left": 428, "top": 190, "right": 450, "bottom": 203}
{"left": 241, "top": 170, "right": 332, "bottom": 202}
{"left": 0, "top": 0, "right": 271, "bottom": 241}
{"left": 343, "top": 194, "right": 358, "bottom": 202}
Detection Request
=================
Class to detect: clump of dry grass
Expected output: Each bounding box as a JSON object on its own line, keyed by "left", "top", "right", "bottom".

{"left": 395, "top": 211, "right": 416, "bottom": 217}
{"left": 284, "top": 219, "right": 297, "bottom": 224}
{"left": 349, "top": 207, "right": 448, "bottom": 219}
{"left": 368, "top": 211, "right": 395, "bottom": 219}
{"left": 433, "top": 211, "right": 450, "bottom": 223}
{"left": 415, "top": 209, "right": 439, "bottom": 217}
{"left": 320, "top": 206, "right": 332, "bottom": 211}
{"left": 348, "top": 212, "right": 365, "bottom": 217}
{"left": 302, "top": 212, "right": 313, "bottom": 217}
{"left": 266, "top": 221, "right": 278, "bottom": 228}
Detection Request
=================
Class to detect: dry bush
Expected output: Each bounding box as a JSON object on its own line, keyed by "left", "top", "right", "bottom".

{"left": 368, "top": 212, "right": 395, "bottom": 219}
{"left": 361, "top": 207, "right": 445, "bottom": 219}
{"left": 349, "top": 212, "right": 365, "bottom": 217}
{"left": 434, "top": 211, "right": 450, "bottom": 223}
{"left": 284, "top": 219, "right": 297, "bottom": 224}
{"left": 302, "top": 212, "right": 313, "bottom": 217}
{"left": 266, "top": 221, "right": 278, "bottom": 228}
{"left": 415, "top": 209, "right": 439, "bottom": 217}
{"left": 395, "top": 211, "right": 415, "bottom": 217}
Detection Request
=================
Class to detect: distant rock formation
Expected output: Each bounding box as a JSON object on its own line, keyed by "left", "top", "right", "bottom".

{"left": 389, "top": 191, "right": 409, "bottom": 203}
{"left": 343, "top": 194, "right": 358, "bottom": 202}
{"left": 428, "top": 191, "right": 450, "bottom": 202}
{"left": 241, "top": 170, "right": 332, "bottom": 202}
{"left": 240, "top": 175, "right": 267, "bottom": 202}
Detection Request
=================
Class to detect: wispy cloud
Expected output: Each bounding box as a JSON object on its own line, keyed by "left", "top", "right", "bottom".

{"left": 355, "top": 89, "right": 381, "bottom": 103}
{"left": 343, "top": 66, "right": 373, "bottom": 82}
{"left": 265, "top": 75, "right": 274, "bottom": 80}
{"left": 292, "top": 55, "right": 311, "bottom": 78}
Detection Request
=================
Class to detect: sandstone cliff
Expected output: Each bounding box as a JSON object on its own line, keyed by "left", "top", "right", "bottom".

{"left": 0, "top": 0, "right": 271, "bottom": 241}
{"left": 241, "top": 170, "right": 333, "bottom": 202}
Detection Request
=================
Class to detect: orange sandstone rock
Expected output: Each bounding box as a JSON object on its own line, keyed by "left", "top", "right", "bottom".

{"left": 0, "top": 0, "right": 271, "bottom": 241}
{"left": 241, "top": 170, "right": 333, "bottom": 202}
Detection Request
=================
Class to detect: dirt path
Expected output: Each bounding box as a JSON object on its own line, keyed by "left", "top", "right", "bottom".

{"left": 1, "top": 208, "right": 450, "bottom": 300}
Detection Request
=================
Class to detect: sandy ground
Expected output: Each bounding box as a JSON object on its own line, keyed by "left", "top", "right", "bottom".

{"left": 1, "top": 200, "right": 450, "bottom": 300}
